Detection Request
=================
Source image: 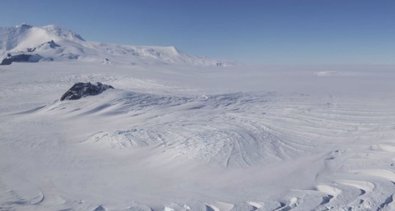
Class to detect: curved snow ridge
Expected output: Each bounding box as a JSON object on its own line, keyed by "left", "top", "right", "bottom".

{"left": 314, "top": 70, "right": 363, "bottom": 77}
{"left": 308, "top": 146, "right": 395, "bottom": 210}
{"left": 4, "top": 192, "right": 394, "bottom": 211}
{"left": 336, "top": 180, "right": 375, "bottom": 195}
{"left": 371, "top": 143, "right": 395, "bottom": 153}
{"left": 51, "top": 91, "right": 304, "bottom": 167}
{"left": 84, "top": 117, "right": 301, "bottom": 167}
{"left": 38, "top": 89, "right": 192, "bottom": 116}
{"left": 86, "top": 129, "right": 166, "bottom": 149}
{"left": 164, "top": 202, "right": 192, "bottom": 211}
{"left": 0, "top": 180, "right": 45, "bottom": 210}
{"left": 314, "top": 184, "right": 342, "bottom": 208}
{"left": 262, "top": 102, "right": 395, "bottom": 145}
{"left": 0, "top": 199, "right": 279, "bottom": 211}
{"left": 38, "top": 90, "right": 271, "bottom": 117}
{"left": 350, "top": 169, "right": 395, "bottom": 183}
{"left": 311, "top": 178, "right": 393, "bottom": 210}
{"left": 205, "top": 201, "right": 234, "bottom": 211}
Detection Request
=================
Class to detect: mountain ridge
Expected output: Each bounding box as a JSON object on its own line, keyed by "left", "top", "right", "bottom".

{"left": 0, "top": 24, "right": 227, "bottom": 66}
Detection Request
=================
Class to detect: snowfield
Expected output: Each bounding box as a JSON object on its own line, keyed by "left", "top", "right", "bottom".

{"left": 1, "top": 62, "right": 395, "bottom": 211}
{"left": 1, "top": 25, "right": 395, "bottom": 211}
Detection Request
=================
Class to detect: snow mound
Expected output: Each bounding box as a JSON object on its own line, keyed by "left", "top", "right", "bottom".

{"left": 36, "top": 90, "right": 306, "bottom": 167}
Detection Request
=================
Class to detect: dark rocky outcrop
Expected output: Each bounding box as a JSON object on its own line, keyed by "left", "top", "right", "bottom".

{"left": 0, "top": 54, "right": 42, "bottom": 65}
{"left": 46, "top": 40, "right": 61, "bottom": 48}
{"left": 60, "top": 82, "right": 114, "bottom": 101}
{"left": 36, "top": 40, "right": 60, "bottom": 49}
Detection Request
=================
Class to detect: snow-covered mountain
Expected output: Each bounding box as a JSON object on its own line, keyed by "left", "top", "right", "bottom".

{"left": 0, "top": 24, "right": 225, "bottom": 66}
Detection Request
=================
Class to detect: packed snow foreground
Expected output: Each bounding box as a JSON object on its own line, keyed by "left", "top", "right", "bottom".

{"left": 1, "top": 25, "right": 395, "bottom": 211}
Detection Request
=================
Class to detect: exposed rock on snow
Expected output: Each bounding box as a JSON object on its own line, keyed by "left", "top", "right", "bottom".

{"left": 0, "top": 53, "right": 42, "bottom": 65}
{"left": 60, "top": 82, "right": 114, "bottom": 101}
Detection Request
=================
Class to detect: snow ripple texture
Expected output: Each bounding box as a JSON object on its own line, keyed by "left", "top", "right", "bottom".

{"left": 41, "top": 91, "right": 306, "bottom": 167}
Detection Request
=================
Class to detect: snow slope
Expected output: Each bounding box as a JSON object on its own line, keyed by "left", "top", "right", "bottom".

{"left": 1, "top": 61, "right": 395, "bottom": 211}
{"left": 0, "top": 24, "right": 225, "bottom": 66}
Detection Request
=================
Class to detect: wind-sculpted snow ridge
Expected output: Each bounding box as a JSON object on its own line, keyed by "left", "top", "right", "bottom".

{"left": 0, "top": 24, "right": 227, "bottom": 66}
{"left": 36, "top": 90, "right": 305, "bottom": 167}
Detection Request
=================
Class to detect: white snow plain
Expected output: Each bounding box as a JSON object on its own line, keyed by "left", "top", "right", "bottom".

{"left": 1, "top": 61, "right": 395, "bottom": 211}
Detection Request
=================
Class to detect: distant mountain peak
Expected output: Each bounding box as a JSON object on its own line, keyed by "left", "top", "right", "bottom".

{"left": 16, "top": 23, "right": 33, "bottom": 29}
{"left": 41, "top": 24, "right": 85, "bottom": 41}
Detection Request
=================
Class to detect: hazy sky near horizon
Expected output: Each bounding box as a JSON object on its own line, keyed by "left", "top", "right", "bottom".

{"left": 0, "top": 0, "right": 394, "bottom": 65}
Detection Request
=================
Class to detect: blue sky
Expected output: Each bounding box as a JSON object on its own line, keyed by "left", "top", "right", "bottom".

{"left": 0, "top": 0, "right": 394, "bottom": 64}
